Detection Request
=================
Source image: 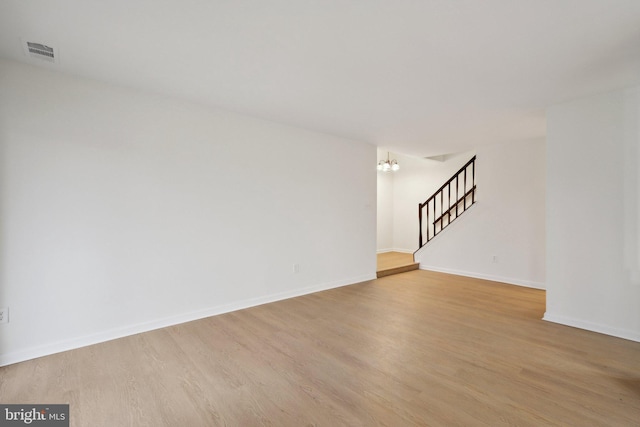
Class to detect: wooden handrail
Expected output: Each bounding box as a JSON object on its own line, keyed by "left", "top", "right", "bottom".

{"left": 432, "top": 186, "right": 476, "bottom": 226}
{"left": 417, "top": 156, "right": 477, "bottom": 249}
{"left": 419, "top": 156, "right": 476, "bottom": 209}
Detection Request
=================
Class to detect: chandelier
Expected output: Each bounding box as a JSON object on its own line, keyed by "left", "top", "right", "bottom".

{"left": 377, "top": 152, "right": 399, "bottom": 172}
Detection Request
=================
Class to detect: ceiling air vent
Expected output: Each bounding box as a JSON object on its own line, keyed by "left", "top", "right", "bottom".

{"left": 21, "top": 39, "right": 59, "bottom": 63}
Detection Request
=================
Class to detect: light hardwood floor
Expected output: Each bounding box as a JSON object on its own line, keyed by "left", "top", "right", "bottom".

{"left": 376, "top": 251, "right": 415, "bottom": 271}
{"left": 376, "top": 252, "right": 418, "bottom": 277}
{"left": 1, "top": 270, "right": 639, "bottom": 426}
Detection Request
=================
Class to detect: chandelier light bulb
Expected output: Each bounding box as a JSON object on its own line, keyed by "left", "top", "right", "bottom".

{"left": 377, "top": 152, "right": 399, "bottom": 172}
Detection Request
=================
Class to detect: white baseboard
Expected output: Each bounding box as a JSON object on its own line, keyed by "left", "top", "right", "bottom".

{"left": 377, "top": 248, "right": 414, "bottom": 254}
{"left": 0, "top": 273, "right": 376, "bottom": 367}
{"left": 543, "top": 313, "right": 640, "bottom": 343}
{"left": 419, "top": 265, "right": 545, "bottom": 290}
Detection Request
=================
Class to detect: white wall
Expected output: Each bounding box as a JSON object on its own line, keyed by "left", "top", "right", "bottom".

{"left": 376, "top": 149, "right": 394, "bottom": 252}
{"left": 414, "top": 139, "right": 546, "bottom": 289}
{"left": 0, "top": 59, "right": 377, "bottom": 365}
{"left": 545, "top": 87, "right": 640, "bottom": 342}
{"left": 376, "top": 150, "right": 475, "bottom": 253}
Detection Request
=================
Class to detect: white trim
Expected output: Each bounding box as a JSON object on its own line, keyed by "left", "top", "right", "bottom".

{"left": 419, "top": 265, "right": 545, "bottom": 290}
{"left": 392, "top": 248, "right": 415, "bottom": 254}
{"left": 0, "top": 273, "right": 376, "bottom": 367}
{"left": 543, "top": 313, "right": 640, "bottom": 343}
{"left": 377, "top": 248, "right": 414, "bottom": 254}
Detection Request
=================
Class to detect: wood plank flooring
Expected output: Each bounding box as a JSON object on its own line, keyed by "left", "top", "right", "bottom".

{"left": 376, "top": 252, "right": 419, "bottom": 277}
{"left": 2, "top": 270, "right": 640, "bottom": 426}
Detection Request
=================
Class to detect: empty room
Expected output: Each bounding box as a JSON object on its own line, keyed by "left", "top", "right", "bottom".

{"left": 1, "top": 1, "right": 639, "bottom": 425}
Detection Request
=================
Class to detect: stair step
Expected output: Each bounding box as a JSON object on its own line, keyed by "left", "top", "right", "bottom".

{"left": 376, "top": 262, "right": 420, "bottom": 278}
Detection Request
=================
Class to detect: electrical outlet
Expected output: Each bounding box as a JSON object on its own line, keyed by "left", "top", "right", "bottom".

{"left": 492, "top": 255, "right": 498, "bottom": 263}
{"left": 0, "top": 307, "right": 8, "bottom": 324}
{"left": 293, "top": 264, "right": 300, "bottom": 273}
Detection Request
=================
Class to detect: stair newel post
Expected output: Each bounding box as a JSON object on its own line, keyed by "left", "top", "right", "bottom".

{"left": 471, "top": 159, "right": 475, "bottom": 204}
{"left": 448, "top": 181, "right": 452, "bottom": 225}
{"left": 456, "top": 175, "right": 459, "bottom": 218}
{"left": 431, "top": 199, "right": 435, "bottom": 241}
{"left": 463, "top": 166, "right": 467, "bottom": 210}
{"left": 426, "top": 202, "right": 430, "bottom": 243}
{"left": 440, "top": 190, "right": 443, "bottom": 233}
{"left": 419, "top": 203, "right": 423, "bottom": 248}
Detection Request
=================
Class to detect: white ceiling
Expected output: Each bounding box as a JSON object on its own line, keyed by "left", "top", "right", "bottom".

{"left": 1, "top": 1, "right": 639, "bottom": 157}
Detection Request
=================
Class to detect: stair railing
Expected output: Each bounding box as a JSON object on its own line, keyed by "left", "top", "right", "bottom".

{"left": 418, "top": 156, "right": 476, "bottom": 249}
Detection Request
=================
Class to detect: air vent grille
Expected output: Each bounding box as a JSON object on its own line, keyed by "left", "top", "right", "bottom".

{"left": 27, "top": 42, "right": 54, "bottom": 59}
{"left": 21, "top": 39, "right": 58, "bottom": 63}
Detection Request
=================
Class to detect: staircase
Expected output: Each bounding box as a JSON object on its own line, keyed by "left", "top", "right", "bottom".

{"left": 376, "top": 156, "right": 476, "bottom": 278}
{"left": 417, "top": 156, "right": 477, "bottom": 250}
{"left": 376, "top": 252, "right": 419, "bottom": 278}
